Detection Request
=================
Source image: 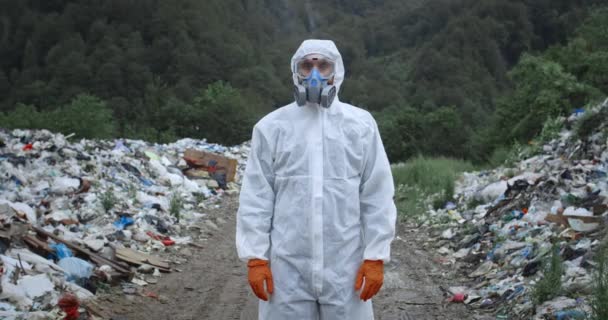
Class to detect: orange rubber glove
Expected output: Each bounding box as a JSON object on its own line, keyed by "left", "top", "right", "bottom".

{"left": 354, "top": 260, "right": 384, "bottom": 301}
{"left": 247, "top": 259, "right": 274, "bottom": 301}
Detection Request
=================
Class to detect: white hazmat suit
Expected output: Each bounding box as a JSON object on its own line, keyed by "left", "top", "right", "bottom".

{"left": 236, "top": 39, "right": 397, "bottom": 320}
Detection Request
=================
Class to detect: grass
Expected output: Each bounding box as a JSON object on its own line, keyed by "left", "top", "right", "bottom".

{"left": 392, "top": 156, "right": 475, "bottom": 219}
{"left": 591, "top": 242, "right": 608, "bottom": 320}
{"left": 533, "top": 242, "right": 563, "bottom": 305}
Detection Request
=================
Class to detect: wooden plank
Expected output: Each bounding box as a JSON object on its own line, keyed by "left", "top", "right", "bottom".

{"left": 115, "top": 247, "right": 170, "bottom": 271}
{"left": 545, "top": 214, "right": 568, "bottom": 226}
{"left": 115, "top": 252, "right": 170, "bottom": 271}
{"left": 0, "top": 228, "right": 10, "bottom": 240}
{"left": 23, "top": 235, "right": 52, "bottom": 253}
{"left": 545, "top": 213, "right": 603, "bottom": 229}
{"left": 31, "top": 226, "right": 132, "bottom": 275}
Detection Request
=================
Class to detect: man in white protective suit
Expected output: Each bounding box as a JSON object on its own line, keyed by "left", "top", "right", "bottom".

{"left": 236, "top": 39, "right": 397, "bottom": 320}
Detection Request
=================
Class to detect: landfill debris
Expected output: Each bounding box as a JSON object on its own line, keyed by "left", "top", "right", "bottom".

{"left": 58, "top": 293, "right": 81, "bottom": 320}
{"left": 0, "top": 128, "right": 248, "bottom": 317}
{"left": 448, "top": 292, "right": 467, "bottom": 303}
{"left": 406, "top": 99, "right": 608, "bottom": 318}
{"left": 182, "top": 149, "right": 242, "bottom": 191}
{"left": 115, "top": 247, "right": 170, "bottom": 272}
{"left": 58, "top": 257, "right": 94, "bottom": 282}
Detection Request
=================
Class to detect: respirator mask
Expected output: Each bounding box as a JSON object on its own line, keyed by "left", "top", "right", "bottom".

{"left": 294, "top": 54, "right": 337, "bottom": 108}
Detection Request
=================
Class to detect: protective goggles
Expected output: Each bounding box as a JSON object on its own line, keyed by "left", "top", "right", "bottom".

{"left": 295, "top": 54, "right": 336, "bottom": 79}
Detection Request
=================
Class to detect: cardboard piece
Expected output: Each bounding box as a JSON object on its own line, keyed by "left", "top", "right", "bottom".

{"left": 183, "top": 149, "right": 238, "bottom": 182}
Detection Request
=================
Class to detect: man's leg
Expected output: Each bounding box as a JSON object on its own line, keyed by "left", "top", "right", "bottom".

{"left": 319, "top": 295, "right": 373, "bottom": 320}
{"left": 259, "top": 254, "right": 319, "bottom": 320}
{"left": 259, "top": 299, "right": 319, "bottom": 320}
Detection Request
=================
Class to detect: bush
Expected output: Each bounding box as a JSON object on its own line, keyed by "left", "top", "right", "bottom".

{"left": 536, "top": 117, "right": 564, "bottom": 145}
{"left": 377, "top": 106, "right": 470, "bottom": 163}
{"left": 376, "top": 106, "right": 425, "bottom": 163}
{"left": 49, "top": 94, "right": 116, "bottom": 139}
{"left": 488, "top": 146, "right": 511, "bottom": 168}
{"left": 190, "top": 81, "right": 255, "bottom": 146}
{"left": 0, "top": 104, "right": 45, "bottom": 129}
{"left": 0, "top": 94, "right": 116, "bottom": 139}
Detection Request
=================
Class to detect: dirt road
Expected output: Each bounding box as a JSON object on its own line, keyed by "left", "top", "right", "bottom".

{"left": 98, "top": 197, "right": 486, "bottom": 320}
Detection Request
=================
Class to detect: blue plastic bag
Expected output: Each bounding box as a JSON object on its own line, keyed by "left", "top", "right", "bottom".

{"left": 555, "top": 310, "right": 586, "bottom": 320}
{"left": 573, "top": 108, "right": 585, "bottom": 116}
{"left": 113, "top": 216, "right": 135, "bottom": 230}
{"left": 50, "top": 243, "right": 73, "bottom": 260}
{"left": 139, "top": 177, "right": 154, "bottom": 187}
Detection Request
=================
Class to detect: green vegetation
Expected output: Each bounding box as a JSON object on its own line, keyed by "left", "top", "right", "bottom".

{"left": 533, "top": 243, "right": 564, "bottom": 305}
{"left": 488, "top": 146, "right": 513, "bottom": 168}
{"left": 170, "top": 192, "right": 184, "bottom": 222}
{"left": 376, "top": 106, "right": 469, "bottom": 161}
{"left": 100, "top": 187, "right": 118, "bottom": 212}
{"left": 491, "top": 55, "right": 598, "bottom": 145}
{"left": 478, "top": 7, "right": 608, "bottom": 163}
{"left": 488, "top": 116, "right": 566, "bottom": 168}
{"left": 591, "top": 242, "right": 608, "bottom": 320}
{"left": 392, "top": 157, "right": 474, "bottom": 218}
{"left": 575, "top": 106, "right": 608, "bottom": 141}
{"left": 536, "top": 117, "right": 564, "bottom": 146}
{"left": 0, "top": 94, "right": 115, "bottom": 139}
{"left": 0, "top": 0, "right": 606, "bottom": 157}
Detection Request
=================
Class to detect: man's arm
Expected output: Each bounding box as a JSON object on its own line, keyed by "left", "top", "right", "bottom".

{"left": 236, "top": 124, "right": 275, "bottom": 261}
{"left": 359, "top": 117, "right": 397, "bottom": 262}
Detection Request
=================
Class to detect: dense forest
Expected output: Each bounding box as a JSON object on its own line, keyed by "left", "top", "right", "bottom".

{"left": 0, "top": 0, "right": 607, "bottom": 163}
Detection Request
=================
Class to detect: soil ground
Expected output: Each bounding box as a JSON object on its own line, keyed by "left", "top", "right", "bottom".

{"left": 97, "top": 197, "right": 491, "bottom": 320}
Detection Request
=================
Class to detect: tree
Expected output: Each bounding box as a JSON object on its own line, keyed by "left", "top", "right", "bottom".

{"left": 0, "top": 69, "right": 9, "bottom": 108}
{"left": 0, "top": 103, "right": 43, "bottom": 129}
{"left": 50, "top": 94, "right": 116, "bottom": 139}
{"left": 424, "top": 107, "right": 468, "bottom": 158}
{"left": 190, "top": 81, "right": 255, "bottom": 146}
{"left": 494, "top": 54, "right": 600, "bottom": 143}
{"left": 377, "top": 106, "right": 426, "bottom": 163}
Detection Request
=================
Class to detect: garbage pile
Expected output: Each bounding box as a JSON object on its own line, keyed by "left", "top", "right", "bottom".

{"left": 0, "top": 129, "right": 247, "bottom": 319}
{"left": 417, "top": 99, "right": 608, "bottom": 319}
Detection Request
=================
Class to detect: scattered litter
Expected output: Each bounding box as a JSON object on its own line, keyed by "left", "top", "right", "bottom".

{"left": 405, "top": 100, "right": 608, "bottom": 318}
{"left": 0, "top": 128, "right": 248, "bottom": 316}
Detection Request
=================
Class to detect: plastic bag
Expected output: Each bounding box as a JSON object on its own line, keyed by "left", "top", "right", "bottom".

{"left": 50, "top": 243, "right": 73, "bottom": 260}
{"left": 58, "top": 257, "right": 93, "bottom": 282}
{"left": 113, "top": 216, "right": 135, "bottom": 230}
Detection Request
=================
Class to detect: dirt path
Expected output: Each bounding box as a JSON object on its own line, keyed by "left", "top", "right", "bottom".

{"left": 375, "top": 224, "right": 485, "bottom": 320}
{"left": 98, "top": 197, "right": 486, "bottom": 320}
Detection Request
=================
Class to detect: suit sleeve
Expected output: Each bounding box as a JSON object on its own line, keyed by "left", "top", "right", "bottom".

{"left": 236, "top": 124, "right": 275, "bottom": 261}
{"left": 359, "top": 116, "right": 397, "bottom": 262}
